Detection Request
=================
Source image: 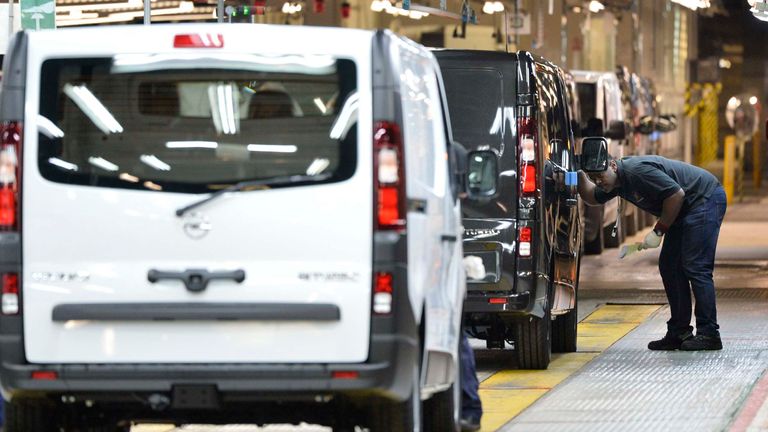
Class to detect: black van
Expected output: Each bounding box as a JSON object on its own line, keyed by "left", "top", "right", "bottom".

{"left": 435, "top": 50, "right": 582, "bottom": 369}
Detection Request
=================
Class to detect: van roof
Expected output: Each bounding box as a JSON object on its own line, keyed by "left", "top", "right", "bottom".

{"left": 24, "top": 23, "right": 375, "bottom": 55}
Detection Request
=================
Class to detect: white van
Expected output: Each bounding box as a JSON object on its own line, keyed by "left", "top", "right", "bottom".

{"left": 0, "top": 24, "right": 491, "bottom": 431}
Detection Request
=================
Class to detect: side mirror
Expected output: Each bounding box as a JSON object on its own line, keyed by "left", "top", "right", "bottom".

{"left": 580, "top": 137, "right": 609, "bottom": 173}
{"left": 636, "top": 115, "right": 655, "bottom": 135}
{"left": 466, "top": 150, "right": 498, "bottom": 199}
{"left": 655, "top": 114, "right": 678, "bottom": 132}
{"left": 604, "top": 120, "right": 629, "bottom": 140}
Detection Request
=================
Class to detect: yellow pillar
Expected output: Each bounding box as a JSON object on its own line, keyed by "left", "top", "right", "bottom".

{"left": 724, "top": 135, "right": 735, "bottom": 204}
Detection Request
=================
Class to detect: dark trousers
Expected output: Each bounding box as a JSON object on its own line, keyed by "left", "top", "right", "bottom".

{"left": 658, "top": 186, "right": 727, "bottom": 337}
{"left": 460, "top": 330, "right": 482, "bottom": 421}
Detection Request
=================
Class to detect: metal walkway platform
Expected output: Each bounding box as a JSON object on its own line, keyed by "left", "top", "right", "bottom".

{"left": 497, "top": 298, "right": 768, "bottom": 432}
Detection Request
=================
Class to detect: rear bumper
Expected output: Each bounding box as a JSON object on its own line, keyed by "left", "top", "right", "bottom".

{"left": 0, "top": 331, "right": 417, "bottom": 401}
{"left": 463, "top": 291, "right": 532, "bottom": 313}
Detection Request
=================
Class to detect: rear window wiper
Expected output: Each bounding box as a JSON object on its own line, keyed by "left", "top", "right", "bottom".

{"left": 175, "top": 174, "right": 331, "bottom": 217}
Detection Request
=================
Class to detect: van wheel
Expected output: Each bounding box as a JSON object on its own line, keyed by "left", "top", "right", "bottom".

{"left": 4, "top": 399, "right": 58, "bottom": 432}
{"left": 368, "top": 364, "right": 421, "bottom": 432}
{"left": 552, "top": 304, "right": 578, "bottom": 353}
{"left": 422, "top": 377, "right": 460, "bottom": 431}
{"left": 514, "top": 309, "right": 551, "bottom": 369}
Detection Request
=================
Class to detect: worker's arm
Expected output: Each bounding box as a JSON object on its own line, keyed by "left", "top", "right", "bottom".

{"left": 577, "top": 171, "right": 599, "bottom": 205}
{"left": 655, "top": 188, "right": 685, "bottom": 234}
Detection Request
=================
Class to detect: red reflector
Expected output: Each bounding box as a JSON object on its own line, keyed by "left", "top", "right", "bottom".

{"left": 332, "top": 371, "right": 359, "bottom": 380}
{"left": 375, "top": 272, "right": 393, "bottom": 293}
{"left": 378, "top": 186, "right": 402, "bottom": 227}
{"left": 31, "top": 371, "right": 58, "bottom": 380}
{"left": 0, "top": 187, "right": 15, "bottom": 227}
{"left": 488, "top": 298, "right": 506, "bottom": 304}
{"left": 174, "top": 34, "right": 224, "bottom": 48}
{"left": 2, "top": 273, "right": 18, "bottom": 294}
{"left": 522, "top": 164, "right": 536, "bottom": 193}
{"left": 519, "top": 227, "right": 532, "bottom": 242}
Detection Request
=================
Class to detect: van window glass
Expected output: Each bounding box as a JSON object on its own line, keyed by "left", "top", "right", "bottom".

{"left": 441, "top": 69, "right": 503, "bottom": 151}
{"left": 536, "top": 68, "right": 569, "bottom": 166}
{"left": 398, "top": 48, "right": 447, "bottom": 191}
{"left": 37, "top": 57, "right": 357, "bottom": 194}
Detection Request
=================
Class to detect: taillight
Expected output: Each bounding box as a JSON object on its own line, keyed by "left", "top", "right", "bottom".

{"left": 518, "top": 113, "right": 537, "bottom": 197}
{"left": 373, "top": 121, "right": 405, "bottom": 230}
{"left": 373, "top": 272, "right": 393, "bottom": 315}
{"left": 0, "top": 122, "right": 20, "bottom": 231}
{"left": 173, "top": 34, "right": 224, "bottom": 48}
{"left": 2, "top": 273, "right": 19, "bottom": 315}
{"left": 518, "top": 226, "right": 532, "bottom": 257}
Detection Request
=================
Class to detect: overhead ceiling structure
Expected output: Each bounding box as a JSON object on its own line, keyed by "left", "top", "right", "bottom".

{"left": 56, "top": 0, "right": 216, "bottom": 26}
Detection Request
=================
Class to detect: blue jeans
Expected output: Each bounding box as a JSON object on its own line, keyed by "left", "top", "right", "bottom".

{"left": 460, "top": 330, "right": 482, "bottom": 421}
{"left": 658, "top": 186, "right": 727, "bottom": 337}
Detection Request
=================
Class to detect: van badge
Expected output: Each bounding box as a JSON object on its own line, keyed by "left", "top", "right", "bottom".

{"left": 183, "top": 212, "right": 212, "bottom": 239}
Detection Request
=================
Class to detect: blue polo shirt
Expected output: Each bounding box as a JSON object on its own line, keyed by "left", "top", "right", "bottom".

{"left": 594, "top": 156, "right": 721, "bottom": 217}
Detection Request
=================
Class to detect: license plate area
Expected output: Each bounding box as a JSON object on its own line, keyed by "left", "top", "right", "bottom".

{"left": 172, "top": 384, "right": 220, "bottom": 410}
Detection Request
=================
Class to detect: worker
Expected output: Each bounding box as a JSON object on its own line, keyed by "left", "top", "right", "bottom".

{"left": 577, "top": 139, "right": 727, "bottom": 351}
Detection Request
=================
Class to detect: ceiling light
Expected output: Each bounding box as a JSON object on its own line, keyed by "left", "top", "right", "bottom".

{"left": 669, "top": 0, "right": 710, "bottom": 11}
{"left": 246, "top": 144, "right": 298, "bottom": 153}
{"left": 166, "top": 141, "right": 218, "bottom": 149}
{"left": 88, "top": 156, "right": 119, "bottom": 171}
{"left": 48, "top": 157, "right": 78, "bottom": 171}
{"left": 588, "top": 1, "right": 604, "bottom": 13}
{"left": 140, "top": 154, "right": 171, "bottom": 171}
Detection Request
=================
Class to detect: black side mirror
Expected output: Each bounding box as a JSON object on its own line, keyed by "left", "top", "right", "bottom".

{"left": 580, "top": 137, "right": 609, "bottom": 173}
{"left": 466, "top": 150, "right": 498, "bottom": 199}
{"left": 655, "top": 114, "right": 678, "bottom": 132}
{"left": 604, "top": 120, "right": 629, "bottom": 140}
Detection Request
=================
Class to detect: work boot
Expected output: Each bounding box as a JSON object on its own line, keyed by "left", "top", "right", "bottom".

{"left": 647, "top": 331, "right": 693, "bottom": 351}
{"left": 460, "top": 416, "right": 481, "bottom": 432}
{"left": 680, "top": 334, "right": 723, "bottom": 351}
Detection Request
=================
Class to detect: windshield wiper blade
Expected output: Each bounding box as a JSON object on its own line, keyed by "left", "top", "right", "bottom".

{"left": 175, "top": 174, "right": 330, "bottom": 217}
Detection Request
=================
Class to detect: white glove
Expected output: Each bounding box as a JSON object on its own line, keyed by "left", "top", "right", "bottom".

{"left": 641, "top": 230, "right": 662, "bottom": 249}
{"left": 463, "top": 255, "right": 487, "bottom": 281}
{"left": 619, "top": 243, "right": 642, "bottom": 259}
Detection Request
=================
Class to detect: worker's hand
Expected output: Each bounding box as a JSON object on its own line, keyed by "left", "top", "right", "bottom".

{"left": 641, "top": 230, "right": 663, "bottom": 249}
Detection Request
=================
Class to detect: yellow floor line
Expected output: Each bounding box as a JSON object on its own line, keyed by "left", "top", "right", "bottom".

{"left": 478, "top": 304, "right": 661, "bottom": 431}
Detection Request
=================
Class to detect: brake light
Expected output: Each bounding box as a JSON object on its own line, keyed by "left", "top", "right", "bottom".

{"left": 488, "top": 298, "right": 506, "bottom": 304}
{"left": 373, "top": 121, "right": 405, "bottom": 230}
{"left": 332, "top": 371, "right": 359, "bottom": 380}
{"left": 519, "top": 227, "right": 532, "bottom": 257}
{"left": 0, "top": 122, "right": 20, "bottom": 231}
{"left": 31, "top": 371, "right": 58, "bottom": 380}
{"left": 2, "top": 273, "right": 19, "bottom": 315}
{"left": 373, "top": 272, "right": 393, "bottom": 315}
{"left": 173, "top": 34, "right": 224, "bottom": 49}
{"left": 518, "top": 113, "right": 537, "bottom": 197}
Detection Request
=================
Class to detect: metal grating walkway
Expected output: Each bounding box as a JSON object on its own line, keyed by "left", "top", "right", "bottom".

{"left": 500, "top": 298, "right": 768, "bottom": 432}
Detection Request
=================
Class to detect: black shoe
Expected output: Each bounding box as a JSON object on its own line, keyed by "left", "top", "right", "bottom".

{"left": 460, "top": 416, "right": 481, "bottom": 432}
{"left": 680, "top": 334, "right": 723, "bottom": 351}
{"left": 647, "top": 331, "right": 693, "bottom": 350}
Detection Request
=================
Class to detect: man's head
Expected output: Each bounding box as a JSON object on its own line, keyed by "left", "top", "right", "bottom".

{"left": 586, "top": 159, "right": 619, "bottom": 191}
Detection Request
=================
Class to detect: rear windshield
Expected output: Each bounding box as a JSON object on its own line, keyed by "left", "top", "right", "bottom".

{"left": 441, "top": 68, "right": 503, "bottom": 150}
{"left": 38, "top": 56, "right": 358, "bottom": 193}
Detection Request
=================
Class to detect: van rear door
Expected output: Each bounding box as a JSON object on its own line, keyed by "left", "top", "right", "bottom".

{"left": 22, "top": 31, "right": 373, "bottom": 364}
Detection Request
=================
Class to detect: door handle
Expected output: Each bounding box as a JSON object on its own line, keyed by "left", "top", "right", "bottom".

{"left": 441, "top": 234, "right": 458, "bottom": 243}
{"left": 148, "top": 268, "right": 246, "bottom": 293}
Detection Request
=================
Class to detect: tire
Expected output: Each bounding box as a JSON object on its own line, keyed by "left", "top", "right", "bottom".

{"left": 551, "top": 304, "right": 578, "bottom": 353}
{"left": 369, "top": 364, "right": 421, "bottom": 432}
{"left": 5, "top": 399, "right": 57, "bottom": 432}
{"left": 422, "top": 381, "right": 460, "bottom": 432}
{"left": 514, "top": 309, "right": 552, "bottom": 369}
